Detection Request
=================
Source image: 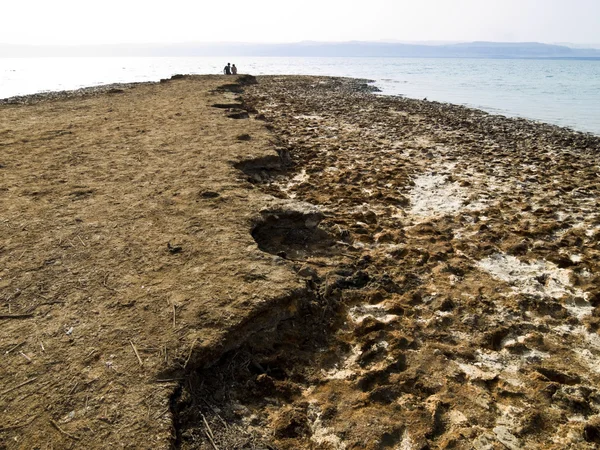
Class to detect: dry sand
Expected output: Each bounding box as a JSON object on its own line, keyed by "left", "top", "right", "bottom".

{"left": 2, "top": 75, "right": 600, "bottom": 449}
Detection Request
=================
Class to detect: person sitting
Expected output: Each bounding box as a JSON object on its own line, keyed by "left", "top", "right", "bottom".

{"left": 231, "top": 64, "right": 238, "bottom": 75}
{"left": 223, "top": 63, "right": 231, "bottom": 75}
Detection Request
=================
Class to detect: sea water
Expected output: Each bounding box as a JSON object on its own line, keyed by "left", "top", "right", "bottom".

{"left": 1, "top": 56, "right": 599, "bottom": 134}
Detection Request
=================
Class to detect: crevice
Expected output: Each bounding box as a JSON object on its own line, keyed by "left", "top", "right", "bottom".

{"left": 170, "top": 280, "right": 343, "bottom": 449}
{"left": 227, "top": 111, "right": 249, "bottom": 120}
{"left": 234, "top": 148, "right": 293, "bottom": 183}
{"left": 211, "top": 103, "right": 244, "bottom": 109}
{"left": 251, "top": 200, "right": 337, "bottom": 260}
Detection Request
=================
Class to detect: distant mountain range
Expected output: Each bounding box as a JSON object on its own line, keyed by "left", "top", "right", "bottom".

{"left": 2, "top": 41, "right": 600, "bottom": 59}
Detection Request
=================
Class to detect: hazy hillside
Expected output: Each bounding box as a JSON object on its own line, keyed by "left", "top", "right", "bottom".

{"left": 1, "top": 41, "right": 600, "bottom": 58}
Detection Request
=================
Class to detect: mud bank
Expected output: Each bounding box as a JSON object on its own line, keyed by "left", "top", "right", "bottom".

{"left": 0, "top": 75, "right": 324, "bottom": 449}
{"left": 174, "top": 76, "right": 600, "bottom": 449}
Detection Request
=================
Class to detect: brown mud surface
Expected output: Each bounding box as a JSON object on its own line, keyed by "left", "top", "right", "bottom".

{"left": 0, "top": 75, "right": 313, "bottom": 449}
{"left": 2, "top": 75, "right": 600, "bottom": 449}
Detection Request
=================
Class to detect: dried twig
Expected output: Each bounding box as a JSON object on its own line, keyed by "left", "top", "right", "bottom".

{"left": 200, "top": 398, "right": 229, "bottom": 430}
{"left": 50, "top": 419, "right": 80, "bottom": 441}
{"left": 68, "top": 381, "right": 79, "bottom": 395}
{"left": 152, "top": 407, "right": 170, "bottom": 420}
{"left": 76, "top": 235, "right": 86, "bottom": 247}
{"left": 153, "top": 378, "right": 185, "bottom": 383}
{"left": 0, "top": 314, "right": 34, "bottom": 319}
{"left": 0, "top": 414, "right": 39, "bottom": 432}
{"left": 129, "top": 340, "right": 143, "bottom": 367}
{"left": 102, "top": 273, "right": 116, "bottom": 291}
{"left": 5, "top": 341, "right": 26, "bottom": 355}
{"left": 172, "top": 303, "right": 176, "bottom": 328}
{"left": 1, "top": 377, "right": 37, "bottom": 396}
{"left": 202, "top": 414, "right": 219, "bottom": 450}
{"left": 183, "top": 338, "right": 198, "bottom": 369}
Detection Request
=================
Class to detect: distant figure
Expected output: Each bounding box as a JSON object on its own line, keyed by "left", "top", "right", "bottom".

{"left": 223, "top": 63, "right": 231, "bottom": 75}
{"left": 231, "top": 64, "right": 238, "bottom": 75}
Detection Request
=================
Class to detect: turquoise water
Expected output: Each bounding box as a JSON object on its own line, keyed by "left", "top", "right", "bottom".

{"left": 1, "top": 57, "right": 599, "bottom": 134}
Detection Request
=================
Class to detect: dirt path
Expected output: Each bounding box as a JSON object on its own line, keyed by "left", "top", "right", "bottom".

{"left": 0, "top": 75, "right": 311, "bottom": 449}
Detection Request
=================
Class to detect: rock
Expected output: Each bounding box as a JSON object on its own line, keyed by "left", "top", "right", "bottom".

{"left": 362, "top": 210, "right": 378, "bottom": 224}
{"left": 167, "top": 242, "right": 182, "bottom": 254}
{"left": 472, "top": 432, "right": 495, "bottom": 450}
{"left": 374, "top": 231, "right": 395, "bottom": 243}
{"left": 296, "top": 265, "right": 318, "bottom": 280}
{"left": 237, "top": 74, "right": 258, "bottom": 85}
{"left": 258, "top": 199, "right": 324, "bottom": 229}
{"left": 493, "top": 426, "right": 521, "bottom": 450}
{"left": 584, "top": 416, "right": 600, "bottom": 444}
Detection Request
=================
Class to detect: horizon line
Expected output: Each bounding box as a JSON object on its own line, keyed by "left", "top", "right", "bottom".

{"left": 2, "top": 40, "right": 600, "bottom": 49}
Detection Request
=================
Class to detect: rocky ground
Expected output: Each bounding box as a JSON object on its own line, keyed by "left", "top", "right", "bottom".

{"left": 2, "top": 75, "right": 600, "bottom": 449}
{"left": 174, "top": 76, "right": 600, "bottom": 449}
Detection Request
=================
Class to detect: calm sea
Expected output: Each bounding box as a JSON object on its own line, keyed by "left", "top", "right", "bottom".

{"left": 1, "top": 56, "right": 599, "bottom": 135}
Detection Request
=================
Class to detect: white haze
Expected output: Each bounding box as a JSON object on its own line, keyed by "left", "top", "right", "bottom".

{"left": 1, "top": 0, "right": 599, "bottom": 46}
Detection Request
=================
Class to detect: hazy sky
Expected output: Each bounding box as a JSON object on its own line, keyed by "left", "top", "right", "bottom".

{"left": 3, "top": 0, "right": 600, "bottom": 45}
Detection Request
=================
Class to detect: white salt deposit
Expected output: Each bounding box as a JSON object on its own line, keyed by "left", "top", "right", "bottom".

{"left": 324, "top": 344, "right": 361, "bottom": 380}
{"left": 457, "top": 362, "right": 499, "bottom": 381}
{"left": 408, "top": 173, "right": 487, "bottom": 218}
{"left": 348, "top": 304, "right": 399, "bottom": 324}
{"left": 276, "top": 169, "right": 310, "bottom": 198}
{"left": 409, "top": 174, "right": 466, "bottom": 216}
{"left": 294, "top": 114, "right": 323, "bottom": 120}
{"left": 307, "top": 403, "right": 347, "bottom": 450}
{"left": 477, "top": 253, "right": 584, "bottom": 300}
{"left": 562, "top": 298, "right": 594, "bottom": 320}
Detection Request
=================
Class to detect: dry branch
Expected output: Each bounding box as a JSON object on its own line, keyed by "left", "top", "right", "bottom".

{"left": 0, "top": 314, "right": 34, "bottom": 319}
{"left": 130, "top": 340, "right": 143, "bottom": 366}
{"left": 183, "top": 338, "right": 198, "bottom": 369}
{"left": 50, "top": 419, "right": 80, "bottom": 441}
{"left": 1, "top": 377, "right": 37, "bottom": 396}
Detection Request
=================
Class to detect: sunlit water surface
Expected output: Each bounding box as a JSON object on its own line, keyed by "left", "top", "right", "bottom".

{"left": 1, "top": 56, "right": 599, "bottom": 134}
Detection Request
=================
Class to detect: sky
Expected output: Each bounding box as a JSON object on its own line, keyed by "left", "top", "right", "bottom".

{"left": 2, "top": 0, "right": 600, "bottom": 46}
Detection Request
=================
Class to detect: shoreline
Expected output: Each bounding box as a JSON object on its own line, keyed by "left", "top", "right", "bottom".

{"left": 2, "top": 74, "right": 599, "bottom": 139}
{"left": 2, "top": 74, "right": 600, "bottom": 449}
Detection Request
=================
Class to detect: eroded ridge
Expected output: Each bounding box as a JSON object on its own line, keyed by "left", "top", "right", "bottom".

{"left": 0, "top": 75, "right": 311, "bottom": 449}
{"left": 175, "top": 76, "right": 600, "bottom": 449}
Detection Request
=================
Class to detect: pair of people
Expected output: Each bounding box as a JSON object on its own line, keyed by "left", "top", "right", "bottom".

{"left": 223, "top": 63, "right": 238, "bottom": 75}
